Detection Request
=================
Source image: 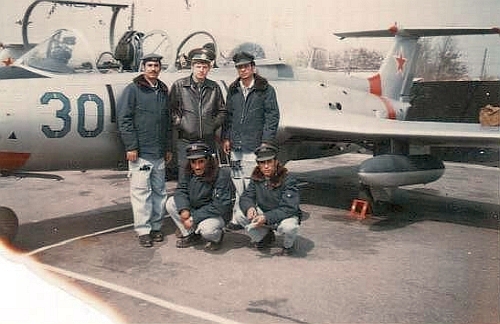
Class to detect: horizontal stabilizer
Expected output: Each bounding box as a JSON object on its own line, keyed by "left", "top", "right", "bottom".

{"left": 335, "top": 25, "right": 500, "bottom": 39}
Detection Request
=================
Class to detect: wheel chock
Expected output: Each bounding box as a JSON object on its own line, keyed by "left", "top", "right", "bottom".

{"left": 349, "top": 199, "right": 370, "bottom": 219}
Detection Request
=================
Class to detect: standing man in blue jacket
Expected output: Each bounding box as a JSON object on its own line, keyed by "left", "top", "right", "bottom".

{"left": 221, "top": 51, "right": 280, "bottom": 231}
{"left": 117, "top": 53, "right": 173, "bottom": 248}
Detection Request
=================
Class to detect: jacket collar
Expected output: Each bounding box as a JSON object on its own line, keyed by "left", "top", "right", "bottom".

{"left": 228, "top": 73, "right": 268, "bottom": 94}
{"left": 178, "top": 74, "right": 217, "bottom": 89}
{"left": 250, "top": 162, "right": 287, "bottom": 188}
{"left": 133, "top": 74, "right": 168, "bottom": 93}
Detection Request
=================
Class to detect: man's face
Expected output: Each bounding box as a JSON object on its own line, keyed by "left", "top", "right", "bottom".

{"left": 236, "top": 63, "right": 255, "bottom": 81}
{"left": 192, "top": 61, "right": 211, "bottom": 81}
{"left": 190, "top": 157, "right": 207, "bottom": 176}
{"left": 143, "top": 61, "right": 161, "bottom": 82}
{"left": 257, "top": 158, "right": 277, "bottom": 178}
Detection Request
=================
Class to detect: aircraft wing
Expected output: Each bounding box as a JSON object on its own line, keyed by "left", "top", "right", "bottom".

{"left": 282, "top": 112, "right": 500, "bottom": 147}
{"left": 278, "top": 84, "right": 500, "bottom": 148}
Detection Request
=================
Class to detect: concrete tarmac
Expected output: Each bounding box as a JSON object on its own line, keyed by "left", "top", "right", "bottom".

{"left": 1, "top": 154, "right": 499, "bottom": 323}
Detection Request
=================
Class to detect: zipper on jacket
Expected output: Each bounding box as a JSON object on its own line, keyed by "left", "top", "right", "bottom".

{"left": 198, "top": 86, "right": 204, "bottom": 137}
{"left": 239, "top": 87, "right": 252, "bottom": 125}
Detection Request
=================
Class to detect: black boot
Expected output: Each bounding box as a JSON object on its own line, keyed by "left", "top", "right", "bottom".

{"left": 150, "top": 230, "right": 164, "bottom": 242}
{"left": 204, "top": 231, "right": 224, "bottom": 251}
{"left": 176, "top": 233, "right": 202, "bottom": 248}
{"left": 255, "top": 230, "right": 275, "bottom": 250}
{"left": 139, "top": 234, "right": 153, "bottom": 248}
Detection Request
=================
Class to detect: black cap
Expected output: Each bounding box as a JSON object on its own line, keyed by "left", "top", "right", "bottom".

{"left": 188, "top": 48, "right": 215, "bottom": 63}
{"left": 186, "top": 142, "right": 211, "bottom": 159}
{"left": 141, "top": 53, "right": 163, "bottom": 63}
{"left": 255, "top": 142, "right": 279, "bottom": 162}
{"left": 232, "top": 51, "right": 255, "bottom": 66}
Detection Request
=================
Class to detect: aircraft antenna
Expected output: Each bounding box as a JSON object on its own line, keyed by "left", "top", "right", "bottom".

{"left": 480, "top": 47, "right": 488, "bottom": 80}
{"left": 129, "top": 2, "right": 135, "bottom": 31}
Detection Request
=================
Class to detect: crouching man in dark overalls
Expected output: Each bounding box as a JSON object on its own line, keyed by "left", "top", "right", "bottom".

{"left": 166, "top": 142, "right": 234, "bottom": 251}
{"left": 234, "top": 142, "right": 301, "bottom": 255}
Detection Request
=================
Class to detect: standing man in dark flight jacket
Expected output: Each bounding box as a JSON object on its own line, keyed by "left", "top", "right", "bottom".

{"left": 117, "top": 53, "right": 173, "bottom": 248}
{"left": 221, "top": 51, "right": 280, "bottom": 230}
{"left": 169, "top": 48, "right": 227, "bottom": 181}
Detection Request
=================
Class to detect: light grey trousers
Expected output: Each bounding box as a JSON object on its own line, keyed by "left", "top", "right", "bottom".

{"left": 165, "top": 196, "right": 224, "bottom": 243}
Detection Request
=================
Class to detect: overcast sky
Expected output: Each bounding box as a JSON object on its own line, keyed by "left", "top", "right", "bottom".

{"left": 1, "top": 0, "right": 499, "bottom": 76}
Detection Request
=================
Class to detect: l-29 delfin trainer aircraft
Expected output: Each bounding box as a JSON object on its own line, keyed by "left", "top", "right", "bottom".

{"left": 0, "top": 0, "right": 499, "bottom": 241}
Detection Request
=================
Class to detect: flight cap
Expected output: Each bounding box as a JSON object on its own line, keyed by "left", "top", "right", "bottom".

{"left": 255, "top": 142, "right": 279, "bottom": 162}
{"left": 186, "top": 142, "right": 212, "bottom": 159}
{"left": 233, "top": 51, "right": 255, "bottom": 66}
{"left": 189, "top": 48, "right": 215, "bottom": 63}
{"left": 141, "top": 53, "right": 163, "bottom": 63}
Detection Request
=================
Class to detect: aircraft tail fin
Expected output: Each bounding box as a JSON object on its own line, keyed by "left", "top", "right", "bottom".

{"left": 335, "top": 25, "right": 500, "bottom": 101}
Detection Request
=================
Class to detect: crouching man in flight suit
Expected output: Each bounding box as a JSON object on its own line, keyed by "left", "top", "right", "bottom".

{"left": 234, "top": 142, "right": 301, "bottom": 255}
{"left": 166, "top": 142, "right": 234, "bottom": 251}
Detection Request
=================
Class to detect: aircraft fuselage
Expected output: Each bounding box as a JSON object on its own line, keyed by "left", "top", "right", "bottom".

{"left": 0, "top": 64, "right": 411, "bottom": 173}
{"left": 0, "top": 74, "right": 132, "bottom": 171}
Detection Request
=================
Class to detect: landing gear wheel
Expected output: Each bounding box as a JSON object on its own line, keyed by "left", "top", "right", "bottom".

{"left": 0, "top": 207, "right": 19, "bottom": 244}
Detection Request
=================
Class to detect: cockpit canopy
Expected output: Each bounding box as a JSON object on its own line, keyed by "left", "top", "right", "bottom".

{"left": 12, "top": 28, "right": 175, "bottom": 75}
{"left": 5, "top": 28, "right": 291, "bottom": 79}
{"left": 17, "top": 29, "right": 97, "bottom": 74}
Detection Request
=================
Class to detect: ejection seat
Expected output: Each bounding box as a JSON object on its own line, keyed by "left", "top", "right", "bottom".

{"left": 96, "top": 30, "right": 171, "bottom": 73}
{"left": 96, "top": 30, "right": 143, "bottom": 73}
{"left": 113, "top": 30, "right": 144, "bottom": 71}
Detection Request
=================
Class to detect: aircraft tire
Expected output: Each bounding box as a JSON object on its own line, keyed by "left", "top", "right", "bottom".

{"left": 0, "top": 207, "right": 19, "bottom": 243}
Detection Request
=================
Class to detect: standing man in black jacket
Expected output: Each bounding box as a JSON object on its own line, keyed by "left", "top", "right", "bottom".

{"left": 117, "top": 53, "right": 173, "bottom": 248}
{"left": 170, "top": 48, "right": 227, "bottom": 181}
{"left": 221, "top": 51, "right": 280, "bottom": 230}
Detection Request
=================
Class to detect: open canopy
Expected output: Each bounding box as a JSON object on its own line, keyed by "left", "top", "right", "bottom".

{"left": 17, "top": 29, "right": 97, "bottom": 74}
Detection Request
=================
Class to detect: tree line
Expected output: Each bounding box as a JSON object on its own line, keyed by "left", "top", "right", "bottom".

{"left": 295, "top": 37, "right": 496, "bottom": 81}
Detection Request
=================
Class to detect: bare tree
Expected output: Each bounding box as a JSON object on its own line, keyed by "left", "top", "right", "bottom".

{"left": 299, "top": 47, "right": 383, "bottom": 72}
{"left": 415, "top": 37, "right": 468, "bottom": 81}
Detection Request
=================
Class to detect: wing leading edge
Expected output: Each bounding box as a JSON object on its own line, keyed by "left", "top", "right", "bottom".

{"left": 280, "top": 109, "right": 500, "bottom": 148}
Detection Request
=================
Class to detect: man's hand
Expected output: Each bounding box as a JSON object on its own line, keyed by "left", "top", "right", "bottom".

{"left": 252, "top": 215, "right": 266, "bottom": 227}
{"left": 222, "top": 139, "right": 231, "bottom": 155}
{"left": 126, "top": 150, "right": 138, "bottom": 162}
{"left": 182, "top": 217, "right": 193, "bottom": 230}
{"left": 180, "top": 210, "right": 192, "bottom": 230}
{"left": 180, "top": 209, "right": 190, "bottom": 220}
{"left": 246, "top": 207, "right": 257, "bottom": 221}
{"left": 165, "top": 151, "right": 173, "bottom": 163}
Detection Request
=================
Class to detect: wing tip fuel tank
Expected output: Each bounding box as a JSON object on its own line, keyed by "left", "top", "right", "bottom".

{"left": 358, "top": 154, "right": 445, "bottom": 187}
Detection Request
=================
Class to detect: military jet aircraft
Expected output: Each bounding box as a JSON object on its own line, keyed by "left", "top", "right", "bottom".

{"left": 0, "top": 0, "right": 499, "bottom": 240}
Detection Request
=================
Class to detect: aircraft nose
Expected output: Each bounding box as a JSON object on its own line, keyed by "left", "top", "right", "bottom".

{"left": 0, "top": 108, "right": 31, "bottom": 171}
